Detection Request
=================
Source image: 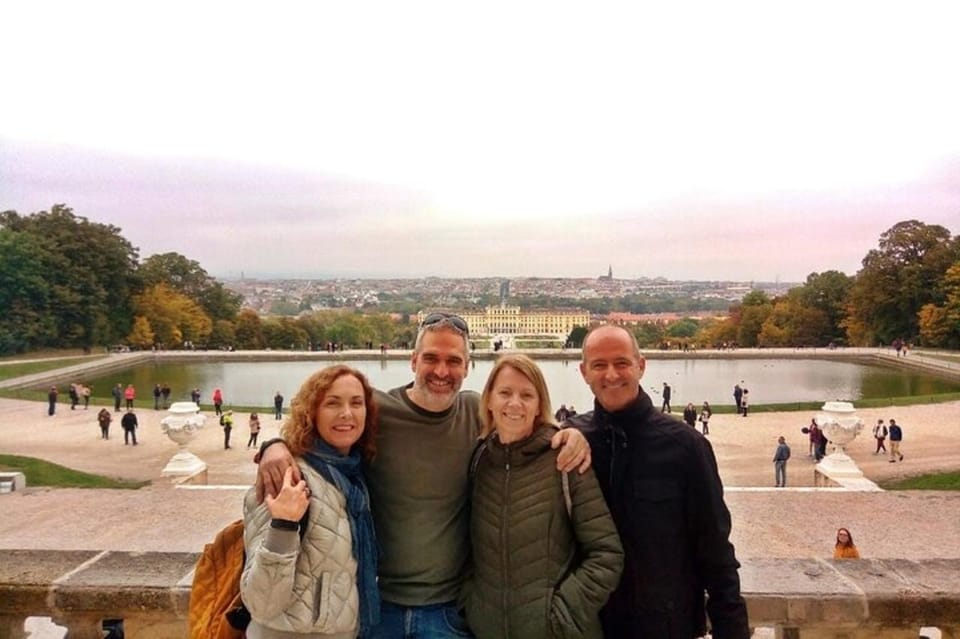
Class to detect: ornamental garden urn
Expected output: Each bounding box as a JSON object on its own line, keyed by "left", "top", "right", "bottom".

{"left": 159, "top": 401, "right": 208, "bottom": 481}
{"left": 814, "top": 400, "right": 867, "bottom": 481}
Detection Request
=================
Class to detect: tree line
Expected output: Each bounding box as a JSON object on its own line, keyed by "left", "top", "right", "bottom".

{"left": 1, "top": 207, "right": 957, "bottom": 354}
{"left": 620, "top": 220, "right": 959, "bottom": 350}
{"left": 0, "top": 205, "right": 422, "bottom": 354}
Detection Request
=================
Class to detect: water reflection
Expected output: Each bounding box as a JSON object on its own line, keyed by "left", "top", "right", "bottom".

{"left": 83, "top": 358, "right": 960, "bottom": 412}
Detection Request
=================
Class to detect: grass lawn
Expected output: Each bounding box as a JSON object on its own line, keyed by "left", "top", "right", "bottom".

{"left": 0, "top": 355, "right": 108, "bottom": 382}
{"left": 0, "top": 453, "right": 149, "bottom": 489}
{"left": 880, "top": 471, "right": 960, "bottom": 491}
{"left": 0, "top": 348, "right": 92, "bottom": 362}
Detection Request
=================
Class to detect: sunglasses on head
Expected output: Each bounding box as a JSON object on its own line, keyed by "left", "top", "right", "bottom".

{"left": 421, "top": 312, "right": 469, "bottom": 334}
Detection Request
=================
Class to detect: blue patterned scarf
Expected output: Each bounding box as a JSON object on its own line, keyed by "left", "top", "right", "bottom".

{"left": 304, "top": 440, "right": 380, "bottom": 636}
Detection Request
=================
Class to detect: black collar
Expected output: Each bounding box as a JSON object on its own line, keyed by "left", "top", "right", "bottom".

{"left": 593, "top": 387, "right": 653, "bottom": 428}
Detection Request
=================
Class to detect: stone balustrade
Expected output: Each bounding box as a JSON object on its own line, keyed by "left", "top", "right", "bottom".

{"left": 0, "top": 550, "right": 957, "bottom": 638}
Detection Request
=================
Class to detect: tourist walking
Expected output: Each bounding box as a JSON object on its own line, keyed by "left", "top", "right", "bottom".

{"left": 112, "top": 383, "right": 123, "bottom": 412}
{"left": 872, "top": 419, "right": 888, "bottom": 454}
{"left": 699, "top": 401, "right": 713, "bottom": 435}
{"left": 81, "top": 384, "right": 91, "bottom": 409}
{"left": 221, "top": 410, "right": 234, "bottom": 449}
{"left": 741, "top": 388, "right": 750, "bottom": 417}
{"left": 161, "top": 383, "right": 171, "bottom": 408}
{"left": 888, "top": 418, "right": 904, "bottom": 462}
{"left": 833, "top": 527, "right": 860, "bottom": 559}
{"left": 191, "top": 387, "right": 201, "bottom": 407}
{"left": 247, "top": 412, "right": 261, "bottom": 449}
{"left": 68, "top": 383, "right": 79, "bottom": 410}
{"left": 682, "top": 402, "right": 698, "bottom": 428}
{"left": 661, "top": 381, "right": 672, "bottom": 413}
{"left": 47, "top": 386, "right": 58, "bottom": 416}
{"left": 152, "top": 384, "right": 162, "bottom": 410}
{"left": 121, "top": 410, "right": 138, "bottom": 445}
{"left": 733, "top": 382, "right": 744, "bottom": 414}
{"left": 554, "top": 403, "right": 570, "bottom": 422}
{"left": 805, "top": 418, "right": 818, "bottom": 457}
{"left": 212, "top": 388, "right": 223, "bottom": 416}
{"left": 273, "top": 390, "right": 283, "bottom": 420}
{"left": 124, "top": 384, "right": 136, "bottom": 410}
{"left": 814, "top": 421, "right": 828, "bottom": 461}
{"left": 773, "top": 436, "right": 791, "bottom": 487}
{"left": 97, "top": 408, "right": 112, "bottom": 439}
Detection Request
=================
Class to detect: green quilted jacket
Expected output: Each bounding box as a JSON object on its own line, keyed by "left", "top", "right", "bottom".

{"left": 465, "top": 425, "right": 623, "bottom": 639}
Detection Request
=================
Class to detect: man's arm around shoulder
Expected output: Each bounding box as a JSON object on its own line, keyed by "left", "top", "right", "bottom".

{"left": 255, "top": 438, "right": 299, "bottom": 502}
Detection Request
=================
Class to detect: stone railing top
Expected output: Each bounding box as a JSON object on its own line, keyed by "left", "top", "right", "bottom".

{"left": 1, "top": 549, "right": 196, "bottom": 618}
{"left": 1, "top": 550, "right": 959, "bottom": 629}
{"left": 742, "top": 557, "right": 960, "bottom": 627}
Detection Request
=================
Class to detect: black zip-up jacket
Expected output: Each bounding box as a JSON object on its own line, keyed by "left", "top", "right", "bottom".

{"left": 567, "top": 389, "right": 750, "bottom": 639}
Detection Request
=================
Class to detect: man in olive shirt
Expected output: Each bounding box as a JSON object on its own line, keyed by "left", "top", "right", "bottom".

{"left": 258, "top": 314, "right": 588, "bottom": 638}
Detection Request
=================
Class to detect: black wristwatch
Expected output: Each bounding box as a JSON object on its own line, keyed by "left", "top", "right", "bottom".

{"left": 270, "top": 518, "right": 300, "bottom": 531}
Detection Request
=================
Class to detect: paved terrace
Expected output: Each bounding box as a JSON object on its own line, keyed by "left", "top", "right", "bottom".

{"left": 1, "top": 350, "right": 959, "bottom": 638}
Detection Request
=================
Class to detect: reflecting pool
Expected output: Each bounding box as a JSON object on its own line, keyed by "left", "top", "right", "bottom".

{"left": 82, "top": 358, "right": 960, "bottom": 411}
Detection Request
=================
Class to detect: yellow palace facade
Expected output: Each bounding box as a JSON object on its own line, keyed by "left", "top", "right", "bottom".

{"left": 418, "top": 305, "right": 590, "bottom": 337}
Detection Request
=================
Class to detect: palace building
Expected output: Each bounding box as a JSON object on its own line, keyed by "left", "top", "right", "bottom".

{"left": 418, "top": 305, "right": 590, "bottom": 337}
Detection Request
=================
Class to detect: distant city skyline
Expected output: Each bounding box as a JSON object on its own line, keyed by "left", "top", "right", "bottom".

{"left": 2, "top": 3, "right": 958, "bottom": 282}
{"left": 224, "top": 271, "right": 792, "bottom": 285}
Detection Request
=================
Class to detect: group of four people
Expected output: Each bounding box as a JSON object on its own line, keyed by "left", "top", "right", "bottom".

{"left": 242, "top": 315, "right": 750, "bottom": 638}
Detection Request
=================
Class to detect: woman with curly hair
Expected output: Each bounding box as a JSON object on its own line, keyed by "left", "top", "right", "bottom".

{"left": 833, "top": 527, "right": 860, "bottom": 559}
{"left": 241, "top": 365, "right": 380, "bottom": 638}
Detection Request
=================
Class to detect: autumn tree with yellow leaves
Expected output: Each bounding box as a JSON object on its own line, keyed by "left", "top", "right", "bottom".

{"left": 129, "top": 283, "right": 212, "bottom": 348}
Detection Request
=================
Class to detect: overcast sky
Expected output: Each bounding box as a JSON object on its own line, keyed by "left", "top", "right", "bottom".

{"left": 1, "top": 1, "right": 958, "bottom": 282}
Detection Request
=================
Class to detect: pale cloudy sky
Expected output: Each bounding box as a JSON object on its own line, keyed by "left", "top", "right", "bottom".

{"left": 1, "top": 1, "right": 958, "bottom": 282}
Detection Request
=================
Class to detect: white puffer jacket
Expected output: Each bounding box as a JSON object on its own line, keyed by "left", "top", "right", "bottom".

{"left": 241, "top": 461, "right": 359, "bottom": 638}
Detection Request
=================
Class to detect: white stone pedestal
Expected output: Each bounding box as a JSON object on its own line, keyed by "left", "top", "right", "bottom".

{"left": 161, "top": 450, "right": 207, "bottom": 478}
{"left": 816, "top": 449, "right": 864, "bottom": 478}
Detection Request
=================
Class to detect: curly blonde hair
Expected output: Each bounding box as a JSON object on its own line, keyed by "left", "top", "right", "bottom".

{"left": 281, "top": 365, "right": 379, "bottom": 460}
{"left": 479, "top": 354, "right": 556, "bottom": 438}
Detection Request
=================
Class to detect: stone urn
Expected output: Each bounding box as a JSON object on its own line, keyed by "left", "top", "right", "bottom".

{"left": 160, "top": 401, "right": 208, "bottom": 480}
{"left": 814, "top": 400, "right": 866, "bottom": 480}
{"left": 816, "top": 401, "right": 864, "bottom": 454}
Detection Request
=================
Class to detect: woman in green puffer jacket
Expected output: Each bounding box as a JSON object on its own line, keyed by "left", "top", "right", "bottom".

{"left": 464, "top": 354, "right": 623, "bottom": 639}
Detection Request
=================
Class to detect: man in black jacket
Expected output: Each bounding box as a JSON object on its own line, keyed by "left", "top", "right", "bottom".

{"left": 568, "top": 325, "right": 749, "bottom": 639}
{"left": 121, "top": 410, "right": 138, "bottom": 446}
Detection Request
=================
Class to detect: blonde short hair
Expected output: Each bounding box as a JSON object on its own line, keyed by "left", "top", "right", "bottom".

{"left": 479, "top": 354, "right": 555, "bottom": 438}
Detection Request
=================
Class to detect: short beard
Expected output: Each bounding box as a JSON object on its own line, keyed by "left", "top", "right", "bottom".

{"left": 411, "top": 379, "right": 458, "bottom": 411}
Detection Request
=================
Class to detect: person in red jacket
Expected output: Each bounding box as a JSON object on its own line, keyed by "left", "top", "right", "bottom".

{"left": 213, "top": 388, "right": 224, "bottom": 416}
{"left": 123, "top": 384, "right": 136, "bottom": 410}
